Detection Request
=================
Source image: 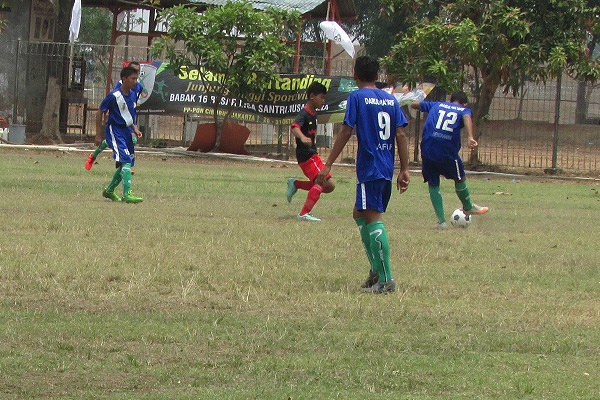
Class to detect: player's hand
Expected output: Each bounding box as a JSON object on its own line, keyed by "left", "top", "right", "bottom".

{"left": 397, "top": 170, "right": 409, "bottom": 193}
{"left": 316, "top": 165, "right": 331, "bottom": 186}
{"left": 469, "top": 138, "right": 478, "bottom": 149}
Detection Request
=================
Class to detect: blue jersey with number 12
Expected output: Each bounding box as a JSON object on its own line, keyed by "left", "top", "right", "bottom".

{"left": 344, "top": 88, "right": 408, "bottom": 183}
{"left": 420, "top": 101, "right": 472, "bottom": 160}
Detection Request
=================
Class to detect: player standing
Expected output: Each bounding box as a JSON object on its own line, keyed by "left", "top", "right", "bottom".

{"left": 98, "top": 66, "right": 144, "bottom": 203}
{"left": 317, "top": 56, "right": 410, "bottom": 294}
{"left": 410, "top": 91, "right": 488, "bottom": 229}
{"left": 86, "top": 61, "right": 144, "bottom": 170}
{"left": 287, "top": 82, "right": 335, "bottom": 221}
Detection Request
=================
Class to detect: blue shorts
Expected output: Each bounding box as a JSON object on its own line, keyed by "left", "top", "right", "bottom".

{"left": 355, "top": 179, "right": 392, "bottom": 213}
{"left": 106, "top": 124, "right": 135, "bottom": 167}
{"left": 422, "top": 157, "right": 465, "bottom": 187}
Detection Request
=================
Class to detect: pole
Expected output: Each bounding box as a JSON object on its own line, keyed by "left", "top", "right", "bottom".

{"left": 551, "top": 73, "right": 561, "bottom": 171}
{"left": 12, "top": 39, "right": 20, "bottom": 123}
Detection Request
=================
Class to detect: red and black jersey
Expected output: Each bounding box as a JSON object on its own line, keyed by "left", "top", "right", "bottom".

{"left": 291, "top": 106, "right": 318, "bottom": 163}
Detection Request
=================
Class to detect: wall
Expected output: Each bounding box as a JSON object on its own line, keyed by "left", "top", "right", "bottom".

{"left": 0, "top": 0, "right": 31, "bottom": 123}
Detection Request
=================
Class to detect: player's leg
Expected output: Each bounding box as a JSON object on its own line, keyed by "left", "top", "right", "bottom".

{"left": 422, "top": 158, "right": 446, "bottom": 229}
{"left": 355, "top": 216, "right": 378, "bottom": 288}
{"left": 451, "top": 158, "right": 488, "bottom": 215}
{"left": 102, "top": 163, "right": 122, "bottom": 201}
{"left": 355, "top": 180, "right": 395, "bottom": 293}
{"left": 86, "top": 140, "right": 108, "bottom": 170}
{"left": 120, "top": 162, "right": 143, "bottom": 203}
{"left": 297, "top": 155, "right": 326, "bottom": 221}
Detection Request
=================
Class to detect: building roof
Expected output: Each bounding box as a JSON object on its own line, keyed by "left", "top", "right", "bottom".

{"left": 82, "top": 0, "right": 356, "bottom": 19}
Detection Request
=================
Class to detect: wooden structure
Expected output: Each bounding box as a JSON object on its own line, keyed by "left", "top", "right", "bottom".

{"left": 82, "top": 0, "right": 357, "bottom": 92}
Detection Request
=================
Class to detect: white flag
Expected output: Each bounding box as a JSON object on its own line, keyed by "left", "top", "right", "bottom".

{"left": 319, "top": 21, "right": 355, "bottom": 59}
{"left": 69, "top": 0, "right": 82, "bottom": 43}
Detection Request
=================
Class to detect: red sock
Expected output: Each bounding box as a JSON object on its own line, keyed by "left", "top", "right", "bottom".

{"left": 300, "top": 184, "right": 323, "bottom": 215}
{"left": 295, "top": 180, "right": 313, "bottom": 191}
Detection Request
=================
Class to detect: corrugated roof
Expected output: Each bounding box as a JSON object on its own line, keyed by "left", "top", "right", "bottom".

{"left": 83, "top": 0, "right": 356, "bottom": 19}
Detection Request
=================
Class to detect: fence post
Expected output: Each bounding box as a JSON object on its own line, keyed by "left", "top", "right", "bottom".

{"left": 12, "top": 38, "right": 20, "bottom": 123}
{"left": 550, "top": 73, "right": 562, "bottom": 173}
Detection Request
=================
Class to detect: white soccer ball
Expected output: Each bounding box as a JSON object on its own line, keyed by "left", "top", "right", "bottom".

{"left": 450, "top": 208, "right": 471, "bottom": 228}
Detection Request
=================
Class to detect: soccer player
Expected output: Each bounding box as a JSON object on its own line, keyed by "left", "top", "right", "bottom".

{"left": 86, "top": 61, "right": 144, "bottom": 170}
{"left": 410, "top": 91, "right": 488, "bottom": 229}
{"left": 286, "top": 81, "right": 336, "bottom": 222}
{"left": 316, "top": 56, "right": 410, "bottom": 294}
{"left": 98, "top": 65, "right": 144, "bottom": 203}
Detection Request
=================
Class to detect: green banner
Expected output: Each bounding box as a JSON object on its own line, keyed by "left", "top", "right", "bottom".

{"left": 137, "top": 62, "right": 356, "bottom": 124}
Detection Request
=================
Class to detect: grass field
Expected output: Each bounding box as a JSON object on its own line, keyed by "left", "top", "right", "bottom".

{"left": 1, "top": 147, "right": 599, "bottom": 399}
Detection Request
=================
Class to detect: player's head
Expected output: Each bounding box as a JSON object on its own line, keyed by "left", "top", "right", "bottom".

{"left": 450, "top": 91, "right": 469, "bottom": 105}
{"left": 127, "top": 61, "right": 141, "bottom": 72}
{"left": 307, "top": 82, "right": 327, "bottom": 98}
{"left": 120, "top": 66, "right": 139, "bottom": 89}
{"left": 306, "top": 82, "right": 327, "bottom": 110}
{"left": 354, "top": 56, "right": 379, "bottom": 83}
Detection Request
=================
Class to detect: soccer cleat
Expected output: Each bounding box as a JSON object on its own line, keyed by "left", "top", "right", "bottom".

{"left": 297, "top": 212, "right": 320, "bottom": 222}
{"left": 434, "top": 222, "right": 448, "bottom": 230}
{"left": 360, "top": 270, "right": 379, "bottom": 288}
{"left": 286, "top": 178, "right": 298, "bottom": 203}
{"left": 464, "top": 204, "right": 489, "bottom": 215}
{"left": 364, "top": 279, "right": 396, "bottom": 294}
{"left": 122, "top": 191, "right": 144, "bottom": 203}
{"left": 85, "top": 153, "right": 95, "bottom": 170}
{"left": 102, "top": 189, "right": 121, "bottom": 202}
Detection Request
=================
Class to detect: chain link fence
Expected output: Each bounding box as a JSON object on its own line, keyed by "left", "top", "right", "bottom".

{"left": 4, "top": 40, "right": 600, "bottom": 175}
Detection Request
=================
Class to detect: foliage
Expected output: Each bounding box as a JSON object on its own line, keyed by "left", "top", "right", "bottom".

{"left": 348, "top": 0, "right": 440, "bottom": 59}
{"left": 382, "top": 0, "right": 600, "bottom": 129}
{"left": 0, "top": 1, "right": 7, "bottom": 32}
{"left": 78, "top": 7, "right": 113, "bottom": 82}
{"left": 150, "top": 1, "right": 300, "bottom": 151}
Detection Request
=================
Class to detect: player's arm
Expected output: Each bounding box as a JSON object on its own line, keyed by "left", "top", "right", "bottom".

{"left": 95, "top": 109, "right": 107, "bottom": 136}
{"left": 395, "top": 126, "right": 410, "bottom": 193}
{"left": 463, "top": 114, "right": 477, "bottom": 149}
{"left": 316, "top": 124, "right": 353, "bottom": 186}
{"left": 290, "top": 125, "right": 312, "bottom": 146}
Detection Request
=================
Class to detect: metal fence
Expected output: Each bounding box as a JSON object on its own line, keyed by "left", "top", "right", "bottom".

{"left": 5, "top": 40, "right": 600, "bottom": 175}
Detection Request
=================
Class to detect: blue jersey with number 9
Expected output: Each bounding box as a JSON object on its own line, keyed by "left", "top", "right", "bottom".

{"left": 343, "top": 88, "right": 408, "bottom": 183}
{"left": 419, "top": 101, "right": 471, "bottom": 160}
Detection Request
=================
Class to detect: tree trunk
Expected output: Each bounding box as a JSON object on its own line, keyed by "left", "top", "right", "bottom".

{"left": 34, "top": 0, "right": 73, "bottom": 144}
{"left": 34, "top": 77, "right": 62, "bottom": 144}
{"left": 469, "top": 74, "right": 500, "bottom": 165}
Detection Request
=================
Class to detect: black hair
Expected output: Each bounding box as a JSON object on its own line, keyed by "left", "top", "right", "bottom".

{"left": 450, "top": 91, "right": 468, "bottom": 104}
{"left": 307, "top": 81, "right": 327, "bottom": 97}
{"left": 354, "top": 56, "right": 379, "bottom": 82}
{"left": 120, "top": 66, "right": 139, "bottom": 79}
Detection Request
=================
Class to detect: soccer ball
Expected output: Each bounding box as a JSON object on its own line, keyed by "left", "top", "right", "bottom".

{"left": 450, "top": 208, "right": 471, "bottom": 228}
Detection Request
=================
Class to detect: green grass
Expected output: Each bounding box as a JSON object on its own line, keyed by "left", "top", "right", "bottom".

{"left": 0, "top": 148, "right": 599, "bottom": 399}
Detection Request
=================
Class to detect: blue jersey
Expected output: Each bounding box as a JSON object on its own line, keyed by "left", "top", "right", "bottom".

{"left": 99, "top": 88, "right": 137, "bottom": 130}
{"left": 420, "top": 101, "right": 472, "bottom": 160}
{"left": 114, "top": 80, "right": 144, "bottom": 103}
{"left": 344, "top": 88, "right": 408, "bottom": 183}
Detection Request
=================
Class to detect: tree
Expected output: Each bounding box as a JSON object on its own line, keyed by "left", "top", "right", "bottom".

{"left": 79, "top": 7, "right": 112, "bottom": 83}
{"left": 382, "top": 0, "right": 600, "bottom": 162}
{"left": 151, "top": 1, "right": 301, "bottom": 151}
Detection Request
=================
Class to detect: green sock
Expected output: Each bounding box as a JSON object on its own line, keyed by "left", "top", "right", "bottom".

{"left": 428, "top": 185, "right": 446, "bottom": 223}
{"left": 121, "top": 162, "right": 133, "bottom": 196}
{"left": 455, "top": 181, "right": 473, "bottom": 210}
{"left": 367, "top": 221, "right": 392, "bottom": 283}
{"left": 106, "top": 166, "right": 122, "bottom": 193}
{"left": 92, "top": 140, "right": 108, "bottom": 159}
{"left": 355, "top": 217, "right": 376, "bottom": 273}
